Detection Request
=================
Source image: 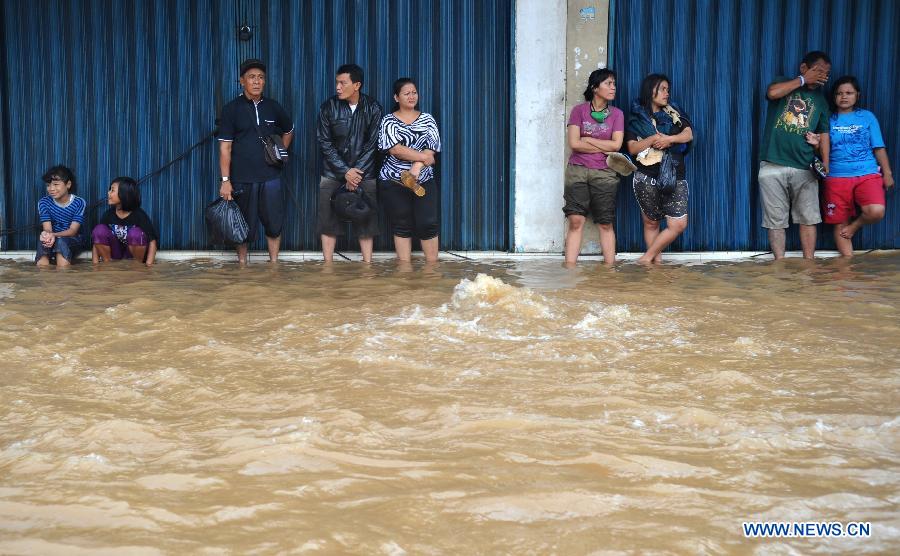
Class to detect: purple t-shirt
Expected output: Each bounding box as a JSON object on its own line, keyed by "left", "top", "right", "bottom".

{"left": 567, "top": 103, "right": 625, "bottom": 170}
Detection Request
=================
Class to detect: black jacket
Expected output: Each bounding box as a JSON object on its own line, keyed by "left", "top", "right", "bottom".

{"left": 316, "top": 94, "right": 383, "bottom": 180}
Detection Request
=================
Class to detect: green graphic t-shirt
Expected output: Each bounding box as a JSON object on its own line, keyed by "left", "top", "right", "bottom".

{"left": 760, "top": 76, "right": 830, "bottom": 170}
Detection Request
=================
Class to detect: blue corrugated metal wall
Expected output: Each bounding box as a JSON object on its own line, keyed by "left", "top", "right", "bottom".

{"left": 612, "top": 0, "right": 900, "bottom": 251}
{"left": 0, "top": 0, "right": 511, "bottom": 252}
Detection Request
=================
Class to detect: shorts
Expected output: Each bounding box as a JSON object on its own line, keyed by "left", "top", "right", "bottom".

{"left": 562, "top": 164, "right": 619, "bottom": 224}
{"left": 821, "top": 174, "right": 885, "bottom": 224}
{"left": 317, "top": 177, "right": 380, "bottom": 237}
{"left": 632, "top": 170, "right": 688, "bottom": 221}
{"left": 35, "top": 235, "right": 86, "bottom": 262}
{"left": 232, "top": 178, "right": 284, "bottom": 240}
{"left": 758, "top": 161, "right": 821, "bottom": 228}
{"left": 91, "top": 224, "right": 150, "bottom": 260}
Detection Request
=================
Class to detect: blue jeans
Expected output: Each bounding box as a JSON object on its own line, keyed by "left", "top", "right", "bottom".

{"left": 35, "top": 235, "right": 86, "bottom": 262}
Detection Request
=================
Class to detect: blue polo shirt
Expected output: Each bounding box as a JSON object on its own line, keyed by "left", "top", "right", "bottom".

{"left": 218, "top": 94, "right": 294, "bottom": 183}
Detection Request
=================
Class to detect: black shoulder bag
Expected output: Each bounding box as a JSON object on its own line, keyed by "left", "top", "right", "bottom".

{"left": 248, "top": 105, "right": 289, "bottom": 168}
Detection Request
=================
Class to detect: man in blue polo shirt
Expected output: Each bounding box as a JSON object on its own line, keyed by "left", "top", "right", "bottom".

{"left": 218, "top": 59, "right": 294, "bottom": 263}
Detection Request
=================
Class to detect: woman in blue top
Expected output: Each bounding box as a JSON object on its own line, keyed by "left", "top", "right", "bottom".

{"left": 821, "top": 76, "right": 894, "bottom": 256}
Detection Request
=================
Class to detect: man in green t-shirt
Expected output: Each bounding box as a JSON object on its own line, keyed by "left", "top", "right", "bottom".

{"left": 758, "top": 50, "right": 832, "bottom": 260}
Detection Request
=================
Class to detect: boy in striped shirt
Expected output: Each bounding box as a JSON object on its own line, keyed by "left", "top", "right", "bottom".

{"left": 36, "top": 165, "right": 87, "bottom": 267}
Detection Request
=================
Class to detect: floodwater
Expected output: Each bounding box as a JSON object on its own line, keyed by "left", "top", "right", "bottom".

{"left": 1, "top": 254, "right": 898, "bottom": 555}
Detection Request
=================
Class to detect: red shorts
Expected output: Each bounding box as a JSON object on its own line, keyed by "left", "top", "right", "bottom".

{"left": 821, "top": 174, "right": 885, "bottom": 224}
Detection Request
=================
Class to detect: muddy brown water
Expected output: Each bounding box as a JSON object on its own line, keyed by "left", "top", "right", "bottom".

{"left": 1, "top": 255, "right": 898, "bottom": 554}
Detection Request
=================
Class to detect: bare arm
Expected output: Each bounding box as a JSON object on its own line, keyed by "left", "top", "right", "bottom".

{"left": 669, "top": 127, "right": 693, "bottom": 144}
{"left": 145, "top": 240, "right": 158, "bottom": 266}
{"left": 767, "top": 77, "right": 803, "bottom": 101}
{"left": 218, "top": 141, "right": 233, "bottom": 199}
{"left": 567, "top": 125, "right": 602, "bottom": 153}
{"left": 819, "top": 133, "right": 830, "bottom": 174}
{"left": 219, "top": 141, "right": 232, "bottom": 178}
{"left": 568, "top": 126, "right": 624, "bottom": 153}
{"left": 584, "top": 130, "right": 625, "bottom": 152}
{"left": 627, "top": 135, "right": 660, "bottom": 156}
{"left": 767, "top": 65, "right": 829, "bottom": 100}
{"left": 282, "top": 131, "right": 294, "bottom": 149}
{"left": 52, "top": 222, "right": 81, "bottom": 238}
{"left": 389, "top": 144, "right": 435, "bottom": 165}
{"left": 874, "top": 147, "right": 895, "bottom": 188}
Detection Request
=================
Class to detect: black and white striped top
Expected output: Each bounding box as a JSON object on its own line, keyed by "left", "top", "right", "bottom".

{"left": 378, "top": 112, "right": 442, "bottom": 182}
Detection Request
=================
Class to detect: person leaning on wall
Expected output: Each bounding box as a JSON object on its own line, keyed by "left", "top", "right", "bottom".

{"left": 809, "top": 75, "right": 894, "bottom": 257}
{"left": 758, "top": 50, "right": 832, "bottom": 260}
{"left": 626, "top": 73, "right": 693, "bottom": 264}
{"left": 563, "top": 68, "right": 627, "bottom": 266}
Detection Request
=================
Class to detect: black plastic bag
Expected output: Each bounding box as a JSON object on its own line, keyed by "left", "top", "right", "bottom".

{"left": 205, "top": 198, "right": 249, "bottom": 245}
{"left": 656, "top": 150, "right": 679, "bottom": 194}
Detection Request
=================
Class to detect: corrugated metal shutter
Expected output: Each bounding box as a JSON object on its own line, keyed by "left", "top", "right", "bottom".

{"left": 612, "top": 0, "right": 900, "bottom": 251}
{"left": 0, "top": 0, "right": 511, "bottom": 252}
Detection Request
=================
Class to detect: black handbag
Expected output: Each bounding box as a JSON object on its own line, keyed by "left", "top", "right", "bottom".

{"left": 331, "top": 184, "right": 373, "bottom": 223}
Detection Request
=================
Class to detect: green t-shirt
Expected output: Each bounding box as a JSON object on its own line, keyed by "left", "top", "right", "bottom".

{"left": 760, "top": 76, "right": 830, "bottom": 170}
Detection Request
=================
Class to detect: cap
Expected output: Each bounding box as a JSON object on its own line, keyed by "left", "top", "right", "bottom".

{"left": 240, "top": 58, "right": 266, "bottom": 76}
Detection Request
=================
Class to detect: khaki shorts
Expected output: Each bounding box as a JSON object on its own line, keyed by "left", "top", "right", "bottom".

{"left": 562, "top": 164, "right": 619, "bottom": 224}
{"left": 758, "top": 161, "right": 821, "bottom": 228}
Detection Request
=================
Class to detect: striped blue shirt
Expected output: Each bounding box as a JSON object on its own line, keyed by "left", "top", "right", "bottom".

{"left": 38, "top": 195, "right": 86, "bottom": 233}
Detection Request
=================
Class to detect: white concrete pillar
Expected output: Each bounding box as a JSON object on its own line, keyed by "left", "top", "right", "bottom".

{"left": 512, "top": 0, "right": 568, "bottom": 253}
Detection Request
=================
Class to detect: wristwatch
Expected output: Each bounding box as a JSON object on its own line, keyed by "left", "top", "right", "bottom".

{"left": 221, "top": 176, "right": 230, "bottom": 182}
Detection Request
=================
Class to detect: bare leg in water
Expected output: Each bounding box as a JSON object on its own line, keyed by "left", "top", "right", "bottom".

{"left": 637, "top": 213, "right": 687, "bottom": 264}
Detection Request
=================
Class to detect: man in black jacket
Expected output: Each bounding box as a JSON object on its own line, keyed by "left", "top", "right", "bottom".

{"left": 316, "top": 64, "right": 383, "bottom": 262}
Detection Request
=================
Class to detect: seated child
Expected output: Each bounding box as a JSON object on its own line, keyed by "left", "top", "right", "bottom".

{"left": 92, "top": 176, "right": 159, "bottom": 266}
{"left": 36, "top": 165, "right": 87, "bottom": 267}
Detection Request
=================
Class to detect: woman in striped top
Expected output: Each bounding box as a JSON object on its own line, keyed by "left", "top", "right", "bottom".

{"left": 378, "top": 77, "right": 442, "bottom": 262}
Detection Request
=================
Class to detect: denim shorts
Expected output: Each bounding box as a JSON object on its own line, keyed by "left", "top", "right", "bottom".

{"left": 35, "top": 235, "right": 86, "bottom": 262}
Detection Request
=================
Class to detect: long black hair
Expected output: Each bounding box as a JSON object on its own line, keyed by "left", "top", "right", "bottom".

{"left": 111, "top": 176, "right": 141, "bottom": 211}
{"left": 583, "top": 69, "right": 616, "bottom": 102}
{"left": 638, "top": 73, "right": 670, "bottom": 115}
{"left": 829, "top": 75, "right": 861, "bottom": 114}
{"left": 391, "top": 77, "right": 418, "bottom": 111}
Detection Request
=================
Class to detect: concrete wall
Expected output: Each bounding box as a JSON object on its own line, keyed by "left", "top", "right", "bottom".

{"left": 512, "top": 0, "right": 567, "bottom": 253}
{"left": 512, "top": 0, "right": 610, "bottom": 253}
